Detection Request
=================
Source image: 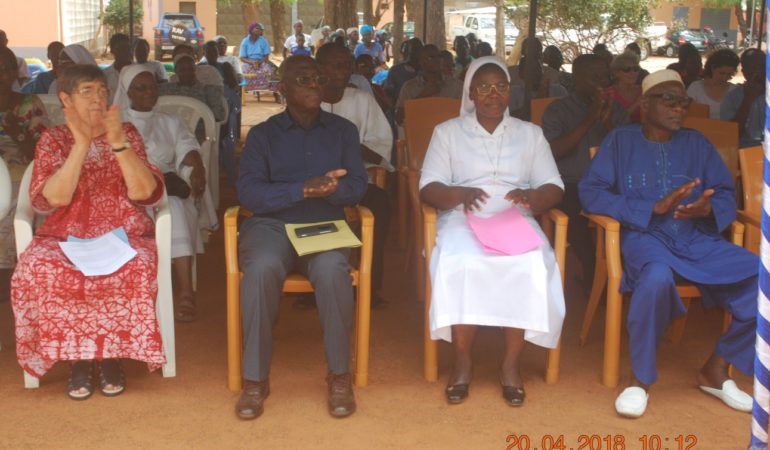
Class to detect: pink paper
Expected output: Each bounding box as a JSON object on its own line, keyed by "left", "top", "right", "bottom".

{"left": 466, "top": 207, "right": 543, "bottom": 256}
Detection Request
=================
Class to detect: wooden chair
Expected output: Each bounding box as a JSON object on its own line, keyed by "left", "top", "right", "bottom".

{"left": 687, "top": 102, "right": 710, "bottom": 119}
{"left": 367, "top": 167, "right": 387, "bottom": 190}
{"left": 15, "top": 163, "right": 176, "bottom": 387}
{"left": 224, "top": 205, "right": 374, "bottom": 391}
{"left": 394, "top": 97, "right": 462, "bottom": 302}
{"left": 422, "top": 204, "right": 568, "bottom": 383}
{"left": 683, "top": 117, "right": 740, "bottom": 180}
{"left": 580, "top": 146, "right": 743, "bottom": 387}
{"left": 530, "top": 97, "right": 559, "bottom": 126}
{"left": 736, "top": 146, "right": 763, "bottom": 254}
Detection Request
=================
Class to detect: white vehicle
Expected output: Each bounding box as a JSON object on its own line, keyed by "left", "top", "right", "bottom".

{"left": 446, "top": 7, "right": 518, "bottom": 54}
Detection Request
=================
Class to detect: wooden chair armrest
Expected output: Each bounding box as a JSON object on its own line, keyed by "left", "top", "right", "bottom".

{"left": 730, "top": 220, "right": 745, "bottom": 246}
{"left": 422, "top": 204, "right": 437, "bottom": 265}
{"left": 224, "top": 206, "right": 241, "bottom": 276}
{"left": 544, "top": 208, "right": 568, "bottom": 226}
{"left": 583, "top": 212, "right": 621, "bottom": 232}
{"left": 736, "top": 210, "right": 760, "bottom": 228}
{"left": 396, "top": 139, "right": 407, "bottom": 173}
{"left": 367, "top": 166, "right": 387, "bottom": 190}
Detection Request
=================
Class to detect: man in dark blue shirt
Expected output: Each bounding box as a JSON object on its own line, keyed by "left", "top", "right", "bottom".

{"left": 235, "top": 55, "right": 368, "bottom": 421}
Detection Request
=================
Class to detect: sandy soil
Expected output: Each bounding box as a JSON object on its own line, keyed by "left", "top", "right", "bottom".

{"left": 0, "top": 97, "right": 755, "bottom": 450}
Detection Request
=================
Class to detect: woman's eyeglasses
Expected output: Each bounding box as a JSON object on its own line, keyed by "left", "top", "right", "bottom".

{"left": 295, "top": 75, "right": 329, "bottom": 87}
{"left": 619, "top": 66, "right": 641, "bottom": 73}
{"left": 473, "top": 82, "right": 511, "bottom": 95}
{"left": 75, "top": 86, "right": 109, "bottom": 99}
{"left": 647, "top": 92, "right": 693, "bottom": 108}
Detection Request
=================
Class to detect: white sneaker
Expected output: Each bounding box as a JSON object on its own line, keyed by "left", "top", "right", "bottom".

{"left": 615, "top": 386, "right": 649, "bottom": 418}
{"left": 699, "top": 379, "right": 752, "bottom": 412}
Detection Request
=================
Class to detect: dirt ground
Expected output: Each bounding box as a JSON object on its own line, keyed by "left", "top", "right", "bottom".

{"left": 0, "top": 96, "right": 756, "bottom": 450}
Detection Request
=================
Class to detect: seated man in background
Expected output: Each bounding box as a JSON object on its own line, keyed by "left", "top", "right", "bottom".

{"left": 235, "top": 55, "right": 368, "bottom": 420}
{"left": 720, "top": 48, "right": 766, "bottom": 148}
{"left": 159, "top": 53, "right": 226, "bottom": 122}
{"left": 169, "top": 44, "right": 223, "bottom": 87}
{"left": 395, "top": 44, "right": 462, "bottom": 125}
{"left": 318, "top": 43, "right": 393, "bottom": 308}
{"left": 103, "top": 33, "right": 133, "bottom": 103}
{"left": 508, "top": 38, "right": 568, "bottom": 121}
{"left": 23, "top": 41, "right": 64, "bottom": 94}
{"left": 541, "top": 54, "right": 626, "bottom": 287}
{"left": 133, "top": 38, "right": 167, "bottom": 82}
{"left": 579, "top": 70, "right": 757, "bottom": 419}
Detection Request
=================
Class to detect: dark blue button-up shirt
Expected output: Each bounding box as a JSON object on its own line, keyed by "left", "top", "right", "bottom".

{"left": 237, "top": 110, "right": 368, "bottom": 223}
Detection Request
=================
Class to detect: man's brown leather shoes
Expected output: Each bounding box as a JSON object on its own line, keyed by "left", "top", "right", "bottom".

{"left": 235, "top": 379, "right": 270, "bottom": 420}
{"left": 326, "top": 372, "right": 356, "bottom": 418}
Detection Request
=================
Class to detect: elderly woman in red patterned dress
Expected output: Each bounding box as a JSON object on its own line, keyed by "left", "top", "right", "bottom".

{"left": 11, "top": 64, "right": 166, "bottom": 400}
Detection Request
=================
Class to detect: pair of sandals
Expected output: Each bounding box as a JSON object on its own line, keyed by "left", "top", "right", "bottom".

{"left": 445, "top": 372, "right": 526, "bottom": 407}
{"left": 68, "top": 359, "right": 125, "bottom": 400}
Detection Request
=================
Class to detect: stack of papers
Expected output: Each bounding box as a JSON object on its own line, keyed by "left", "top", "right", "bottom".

{"left": 285, "top": 220, "right": 362, "bottom": 256}
{"left": 466, "top": 207, "right": 543, "bottom": 256}
{"left": 59, "top": 227, "right": 137, "bottom": 276}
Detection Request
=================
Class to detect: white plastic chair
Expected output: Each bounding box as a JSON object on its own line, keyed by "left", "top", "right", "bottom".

{"left": 37, "top": 94, "right": 64, "bottom": 126}
{"left": 156, "top": 95, "right": 220, "bottom": 209}
{"left": 15, "top": 163, "right": 176, "bottom": 388}
{"left": 0, "top": 158, "right": 11, "bottom": 221}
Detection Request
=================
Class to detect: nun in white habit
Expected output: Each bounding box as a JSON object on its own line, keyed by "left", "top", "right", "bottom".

{"left": 419, "top": 56, "right": 566, "bottom": 406}
{"left": 114, "top": 64, "right": 211, "bottom": 322}
{"left": 47, "top": 44, "right": 99, "bottom": 95}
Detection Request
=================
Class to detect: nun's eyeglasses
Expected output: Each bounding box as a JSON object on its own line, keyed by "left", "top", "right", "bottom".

{"left": 473, "top": 82, "right": 510, "bottom": 95}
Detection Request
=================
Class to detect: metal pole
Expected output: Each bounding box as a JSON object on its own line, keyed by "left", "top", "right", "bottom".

{"left": 757, "top": 0, "right": 767, "bottom": 49}
{"left": 129, "top": 0, "right": 134, "bottom": 42}
{"left": 527, "top": 0, "right": 537, "bottom": 40}
{"left": 422, "top": 0, "right": 428, "bottom": 42}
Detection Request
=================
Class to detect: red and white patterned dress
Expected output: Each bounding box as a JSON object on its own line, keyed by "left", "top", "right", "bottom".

{"left": 11, "top": 123, "right": 167, "bottom": 377}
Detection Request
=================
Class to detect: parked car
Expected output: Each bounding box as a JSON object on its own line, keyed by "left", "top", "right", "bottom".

{"left": 660, "top": 29, "right": 709, "bottom": 57}
{"left": 154, "top": 13, "right": 205, "bottom": 60}
{"left": 445, "top": 7, "right": 518, "bottom": 54}
{"left": 381, "top": 21, "right": 415, "bottom": 41}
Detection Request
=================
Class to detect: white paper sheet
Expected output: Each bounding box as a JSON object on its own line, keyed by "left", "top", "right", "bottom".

{"left": 59, "top": 232, "right": 138, "bottom": 276}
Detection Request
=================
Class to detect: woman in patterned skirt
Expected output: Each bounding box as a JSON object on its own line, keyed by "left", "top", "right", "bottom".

{"left": 11, "top": 64, "right": 166, "bottom": 400}
{"left": 239, "top": 22, "right": 278, "bottom": 99}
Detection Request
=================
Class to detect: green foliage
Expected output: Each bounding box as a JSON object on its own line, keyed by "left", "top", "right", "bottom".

{"left": 103, "top": 0, "right": 143, "bottom": 34}
{"left": 505, "top": 0, "right": 657, "bottom": 59}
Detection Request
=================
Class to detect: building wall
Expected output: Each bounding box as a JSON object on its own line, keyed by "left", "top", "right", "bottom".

{"left": 5, "top": 0, "right": 102, "bottom": 60}
{"left": 650, "top": 0, "right": 738, "bottom": 30}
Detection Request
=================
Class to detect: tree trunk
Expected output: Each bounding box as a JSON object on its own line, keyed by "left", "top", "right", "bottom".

{"left": 393, "top": 0, "right": 405, "bottom": 63}
{"left": 364, "top": 0, "right": 374, "bottom": 26}
{"left": 268, "top": 0, "right": 286, "bottom": 55}
{"left": 241, "top": 1, "right": 261, "bottom": 35}
{"left": 414, "top": 0, "right": 445, "bottom": 48}
{"left": 495, "top": 0, "right": 505, "bottom": 59}
{"left": 507, "top": 19, "right": 528, "bottom": 66}
{"left": 373, "top": 0, "right": 389, "bottom": 26}
{"left": 324, "top": 0, "right": 357, "bottom": 31}
{"left": 735, "top": 4, "right": 748, "bottom": 44}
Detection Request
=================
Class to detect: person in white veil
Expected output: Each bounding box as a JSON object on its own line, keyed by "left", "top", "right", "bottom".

{"left": 47, "top": 44, "right": 98, "bottom": 95}
{"left": 419, "top": 56, "right": 566, "bottom": 406}
{"left": 114, "top": 64, "right": 210, "bottom": 322}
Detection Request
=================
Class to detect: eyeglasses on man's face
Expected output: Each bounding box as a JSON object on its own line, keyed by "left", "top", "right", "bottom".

{"left": 618, "top": 66, "right": 640, "bottom": 73}
{"left": 647, "top": 92, "right": 693, "bottom": 108}
{"left": 473, "top": 82, "right": 511, "bottom": 95}
{"left": 294, "top": 74, "right": 329, "bottom": 87}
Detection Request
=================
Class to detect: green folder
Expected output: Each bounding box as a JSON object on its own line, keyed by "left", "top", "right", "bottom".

{"left": 285, "top": 220, "right": 362, "bottom": 256}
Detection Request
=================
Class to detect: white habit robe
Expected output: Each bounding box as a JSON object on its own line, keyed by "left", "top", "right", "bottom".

{"left": 419, "top": 113, "right": 566, "bottom": 348}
